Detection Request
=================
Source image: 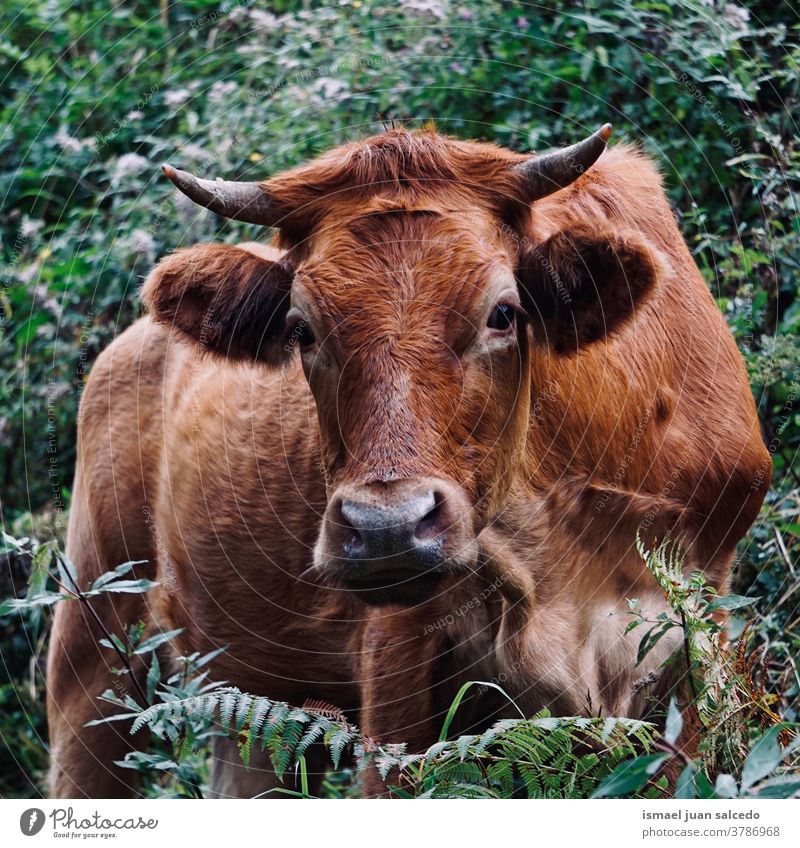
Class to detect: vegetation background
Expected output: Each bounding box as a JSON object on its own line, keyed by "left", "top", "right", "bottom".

{"left": 0, "top": 0, "right": 798, "bottom": 797}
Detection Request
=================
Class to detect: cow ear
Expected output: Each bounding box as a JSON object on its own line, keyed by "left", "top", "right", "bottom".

{"left": 141, "top": 243, "right": 294, "bottom": 365}
{"left": 517, "top": 227, "right": 664, "bottom": 354}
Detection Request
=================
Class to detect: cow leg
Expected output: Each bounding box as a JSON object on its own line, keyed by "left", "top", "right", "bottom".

{"left": 47, "top": 589, "right": 149, "bottom": 798}
{"left": 47, "top": 460, "right": 155, "bottom": 799}
{"left": 209, "top": 735, "right": 277, "bottom": 798}
{"left": 357, "top": 608, "right": 452, "bottom": 798}
{"left": 209, "top": 735, "right": 329, "bottom": 798}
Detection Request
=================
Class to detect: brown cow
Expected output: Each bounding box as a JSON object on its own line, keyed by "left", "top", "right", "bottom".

{"left": 47, "top": 125, "right": 769, "bottom": 798}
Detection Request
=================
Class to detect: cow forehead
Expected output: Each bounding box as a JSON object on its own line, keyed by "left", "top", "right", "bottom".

{"left": 295, "top": 207, "right": 515, "bottom": 317}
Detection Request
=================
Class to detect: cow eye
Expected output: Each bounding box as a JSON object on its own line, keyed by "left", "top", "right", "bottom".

{"left": 296, "top": 321, "right": 316, "bottom": 349}
{"left": 486, "top": 303, "right": 516, "bottom": 331}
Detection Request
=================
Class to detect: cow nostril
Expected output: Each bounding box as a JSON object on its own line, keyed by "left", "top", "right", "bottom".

{"left": 413, "top": 491, "right": 448, "bottom": 541}
{"left": 336, "top": 501, "right": 364, "bottom": 553}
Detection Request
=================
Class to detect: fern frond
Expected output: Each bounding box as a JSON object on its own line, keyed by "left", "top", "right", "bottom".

{"left": 119, "top": 682, "right": 659, "bottom": 799}
{"left": 327, "top": 727, "right": 355, "bottom": 769}
{"left": 234, "top": 694, "right": 253, "bottom": 731}
{"left": 296, "top": 716, "right": 328, "bottom": 759}
{"left": 219, "top": 690, "right": 238, "bottom": 731}
{"left": 301, "top": 699, "right": 348, "bottom": 723}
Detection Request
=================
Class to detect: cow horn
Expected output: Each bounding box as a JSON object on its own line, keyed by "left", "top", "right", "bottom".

{"left": 513, "top": 123, "right": 612, "bottom": 202}
{"left": 161, "top": 164, "right": 280, "bottom": 226}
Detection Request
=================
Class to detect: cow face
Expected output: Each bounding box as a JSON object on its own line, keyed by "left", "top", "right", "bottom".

{"left": 144, "top": 128, "right": 663, "bottom": 605}
{"left": 291, "top": 208, "right": 531, "bottom": 604}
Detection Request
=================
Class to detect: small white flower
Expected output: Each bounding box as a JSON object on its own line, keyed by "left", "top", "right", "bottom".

{"left": 128, "top": 229, "right": 156, "bottom": 264}
{"left": 314, "top": 77, "right": 349, "bottom": 99}
{"left": 164, "top": 88, "right": 192, "bottom": 107}
{"left": 18, "top": 264, "right": 39, "bottom": 284}
{"left": 209, "top": 80, "right": 239, "bottom": 103}
{"left": 399, "top": 0, "right": 447, "bottom": 20}
{"left": 20, "top": 218, "right": 43, "bottom": 239}
{"left": 248, "top": 9, "right": 278, "bottom": 32}
{"left": 47, "top": 380, "right": 71, "bottom": 400}
{"left": 54, "top": 126, "right": 85, "bottom": 154}
{"left": 113, "top": 153, "right": 150, "bottom": 181}
{"left": 723, "top": 3, "right": 750, "bottom": 28}
{"left": 179, "top": 143, "right": 213, "bottom": 162}
{"left": 44, "top": 297, "right": 61, "bottom": 316}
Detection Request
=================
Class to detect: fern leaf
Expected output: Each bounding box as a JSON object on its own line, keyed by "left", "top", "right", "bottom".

{"left": 456, "top": 733, "right": 474, "bottom": 762}
{"left": 328, "top": 727, "right": 353, "bottom": 769}
{"left": 486, "top": 760, "right": 515, "bottom": 795}
{"left": 259, "top": 702, "right": 288, "bottom": 752}
{"left": 296, "top": 716, "right": 328, "bottom": 759}
{"left": 431, "top": 782, "right": 499, "bottom": 799}
{"left": 234, "top": 694, "right": 253, "bottom": 731}
{"left": 248, "top": 697, "right": 272, "bottom": 739}
{"left": 219, "top": 690, "right": 238, "bottom": 731}
{"left": 301, "top": 699, "right": 348, "bottom": 723}
{"left": 421, "top": 740, "right": 451, "bottom": 763}
{"left": 270, "top": 719, "right": 305, "bottom": 778}
{"left": 375, "top": 747, "right": 405, "bottom": 780}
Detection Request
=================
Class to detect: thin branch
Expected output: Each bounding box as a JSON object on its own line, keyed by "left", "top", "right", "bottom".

{"left": 680, "top": 609, "right": 701, "bottom": 707}
{"left": 654, "top": 737, "right": 694, "bottom": 769}
{"left": 59, "top": 555, "right": 148, "bottom": 705}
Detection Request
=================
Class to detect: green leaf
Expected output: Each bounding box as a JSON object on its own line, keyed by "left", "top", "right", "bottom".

{"left": 90, "top": 578, "right": 158, "bottom": 594}
{"left": 706, "top": 594, "right": 759, "bottom": 612}
{"left": 695, "top": 771, "right": 718, "bottom": 799}
{"left": 664, "top": 698, "right": 683, "bottom": 745}
{"left": 27, "top": 544, "right": 52, "bottom": 600}
{"left": 90, "top": 560, "right": 138, "bottom": 590}
{"left": 457, "top": 734, "right": 472, "bottom": 762}
{"left": 235, "top": 695, "right": 255, "bottom": 731}
{"left": 146, "top": 652, "right": 160, "bottom": 704}
{"left": 741, "top": 727, "right": 783, "bottom": 791}
{"left": 0, "top": 592, "right": 67, "bottom": 614}
{"left": 134, "top": 628, "right": 185, "bottom": 655}
{"left": 636, "top": 623, "right": 674, "bottom": 666}
{"left": 98, "top": 634, "right": 125, "bottom": 653}
{"left": 192, "top": 646, "right": 227, "bottom": 670}
{"left": 724, "top": 153, "right": 769, "bottom": 166}
{"left": 675, "top": 765, "right": 696, "bottom": 799}
{"left": 219, "top": 691, "right": 238, "bottom": 731}
{"left": 438, "top": 680, "right": 524, "bottom": 743}
{"left": 715, "top": 773, "right": 738, "bottom": 798}
{"left": 591, "top": 754, "right": 670, "bottom": 798}
{"left": 329, "top": 728, "right": 352, "bottom": 769}
{"left": 84, "top": 713, "right": 141, "bottom": 727}
{"left": 55, "top": 554, "right": 78, "bottom": 591}
{"left": 753, "top": 779, "right": 800, "bottom": 799}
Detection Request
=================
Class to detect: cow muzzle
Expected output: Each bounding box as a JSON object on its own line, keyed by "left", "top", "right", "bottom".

{"left": 315, "top": 478, "right": 477, "bottom": 605}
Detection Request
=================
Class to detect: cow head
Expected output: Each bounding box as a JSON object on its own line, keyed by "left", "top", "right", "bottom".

{"left": 143, "top": 126, "right": 663, "bottom": 605}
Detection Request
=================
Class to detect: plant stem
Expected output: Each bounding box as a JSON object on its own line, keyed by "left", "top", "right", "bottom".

{"left": 654, "top": 737, "right": 694, "bottom": 769}
{"left": 680, "top": 609, "right": 701, "bottom": 708}
{"left": 59, "top": 556, "right": 148, "bottom": 705}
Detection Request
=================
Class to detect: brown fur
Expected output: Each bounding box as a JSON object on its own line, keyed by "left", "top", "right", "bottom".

{"left": 47, "top": 129, "right": 769, "bottom": 797}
